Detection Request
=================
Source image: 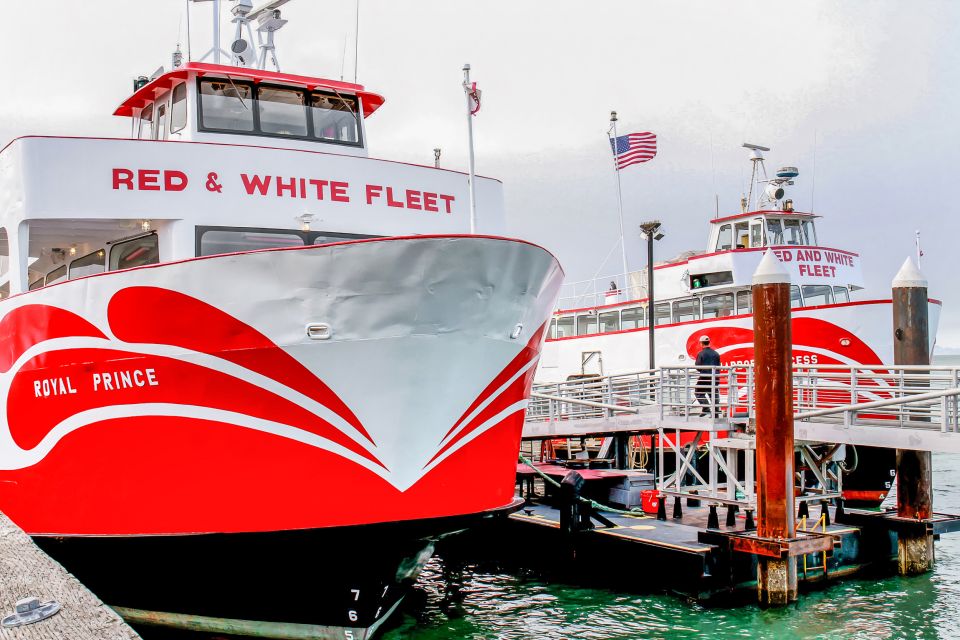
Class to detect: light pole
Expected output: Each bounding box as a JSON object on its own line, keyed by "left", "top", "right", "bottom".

{"left": 639, "top": 221, "right": 664, "bottom": 370}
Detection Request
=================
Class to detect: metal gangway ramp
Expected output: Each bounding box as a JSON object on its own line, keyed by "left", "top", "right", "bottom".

{"left": 525, "top": 364, "right": 960, "bottom": 453}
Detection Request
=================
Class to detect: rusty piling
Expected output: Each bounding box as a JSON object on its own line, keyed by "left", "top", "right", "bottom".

{"left": 892, "top": 257, "right": 934, "bottom": 574}
{"left": 752, "top": 250, "right": 797, "bottom": 605}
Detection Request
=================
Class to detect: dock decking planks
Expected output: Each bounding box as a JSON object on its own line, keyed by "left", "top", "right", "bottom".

{"left": 0, "top": 511, "right": 140, "bottom": 640}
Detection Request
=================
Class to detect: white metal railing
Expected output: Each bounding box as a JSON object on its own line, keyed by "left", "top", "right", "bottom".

{"left": 528, "top": 364, "right": 960, "bottom": 433}
{"left": 555, "top": 272, "right": 645, "bottom": 311}
{"left": 527, "top": 370, "right": 659, "bottom": 424}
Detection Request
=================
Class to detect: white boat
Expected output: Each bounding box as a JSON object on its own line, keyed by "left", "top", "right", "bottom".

{"left": 536, "top": 144, "right": 941, "bottom": 505}
{"left": 0, "top": 2, "right": 562, "bottom": 638}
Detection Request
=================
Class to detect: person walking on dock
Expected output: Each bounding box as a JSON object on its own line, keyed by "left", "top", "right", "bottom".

{"left": 694, "top": 335, "right": 721, "bottom": 417}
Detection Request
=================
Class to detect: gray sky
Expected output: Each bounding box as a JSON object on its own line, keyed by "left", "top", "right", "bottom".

{"left": 2, "top": 1, "right": 958, "bottom": 346}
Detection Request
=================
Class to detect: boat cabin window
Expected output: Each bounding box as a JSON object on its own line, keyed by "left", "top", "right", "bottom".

{"left": 28, "top": 276, "right": 44, "bottom": 291}
{"left": 197, "top": 79, "right": 363, "bottom": 146}
{"left": 716, "top": 224, "right": 732, "bottom": 251}
{"left": 577, "top": 314, "right": 597, "bottom": 336}
{"left": 654, "top": 303, "right": 671, "bottom": 326}
{"left": 156, "top": 103, "right": 168, "bottom": 140}
{"left": 734, "top": 222, "right": 749, "bottom": 249}
{"left": 556, "top": 316, "right": 575, "bottom": 338}
{"left": 69, "top": 249, "right": 106, "bottom": 279}
{"left": 672, "top": 298, "right": 700, "bottom": 323}
{"left": 258, "top": 86, "right": 308, "bottom": 137}
{"left": 109, "top": 233, "right": 159, "bottom": 271}
{"left": 802, "top": 219, "right": 817, "bottom": 246}
{"left": 311, "top": 93, "right": 360, "bottom": 144}
{"left": 45, "top": 265, "right": 67, "bottom": 286}
{"left": 750, "top": 220, "right": 765, "bottom": 248}
{"left": 599, "top": 310, "right": 620, "bottom": 333}
{"left": 702, "top": 293, "right": 734, "bottom": 318}
{"left": 790, "top": 285, "right": 803, "bottom": 308}
{"left": 549, "top": 318, "right": 557, "bottom": 339}
{"left": 196, "top": 226, "right": 376, "bottom": 257}
{"left": 766, "top": 219, "right": 782, "bottom": 244}
{"left": 621, "top": 306, "right": 644, "bottom": 329}
{"left": 834, "top": 286, "right": 850, "bottom": 303}
{"left": 801, "top": 284, "right": 834, "bottom": 306}
{"left": 171, "top": 83, "right": 188, "bottom": 134}
{"left": 736, "top": 290, "right": 751, "bottom": 314}
{"left": 138, "top": 104, "right": 154, "bottom": 139}
{"left": 199, "top": 80, "right": 256, "bottom": 132}
{"left": 783, "top": 219, "right": 805, "bottom": 245}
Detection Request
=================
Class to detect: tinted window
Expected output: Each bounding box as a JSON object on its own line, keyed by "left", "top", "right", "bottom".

{"left": 556, "top": 316, "right": 575, "bottom": 338}
{"left": 736, "top": 290, "right": 751, "bottom": 314}
{"left": 702, "top": 293, "right": 735, "bottom": 318}
{"left": 802, "top": 285, "right": 834, "bottom": 306}
{"left": 200, "top": 229, "right": 304, "bottom": 257}
{"left": 139, "top": 104, "right": 153, "bottom": 139}
{"left": 834, "top": 286, "right": 850, "bottom": 303}
{"left": 45, "top": 265, "right": 67, "bottom": 285}
{"left": 716, "top": 224, "right": 732, "bottom": 251}
{"left": 156, "top": 103, "right": 168, "bottom": 140}
{"left": 621, "top": 307, "right": 644, "bottom": 330}
{"left": 577, "top": 314, "right": 597, "bottom": 336}
{"left": 258, "top": 86, "right": 308, "bottom": 136}
{"left": 171, "top": 83, "right": 188, "bottom": 133}
{"left": 311, "top": 93, "right": 360, "bottom": 144}
{"left": 200, "top": 80, "right": 255, "bottom": 131}
{"left": 69, "top": 249, "right": 106, "bottom": 279}
{"left": 654, "top": 303, "right": 671, "bottom": 326}
{"left": 790, "top": 285, "right": 803, "bottom": 308}
{"left": 110, "top": 234, "right": 159, "bottom": 271}
{"left": 599, "top": 311, "right": 620, "bottom": 333}
{"left": 672, "top": 298, "right": 701, "bottom": 323}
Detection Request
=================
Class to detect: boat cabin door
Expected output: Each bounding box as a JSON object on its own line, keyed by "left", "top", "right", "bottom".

{"left": 581, "top": 351, "right": 603, "bottom": 377}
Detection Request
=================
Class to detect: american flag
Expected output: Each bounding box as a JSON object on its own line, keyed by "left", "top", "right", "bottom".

{"left": 610, "top": 132, "right": 657, "bottom": 170}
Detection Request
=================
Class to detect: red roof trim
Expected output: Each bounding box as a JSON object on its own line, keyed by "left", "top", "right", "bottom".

{"left": 710, "top": 210, "right": 819, "bottom": 224}
{"left": 113, "top": 62, "right": 385, "bottom": 118}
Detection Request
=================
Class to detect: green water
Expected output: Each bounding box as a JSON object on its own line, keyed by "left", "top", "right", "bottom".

{"left": 385, "top": 356, "right": 960, "bottom": 639}
{"left": 383, "top": 454, "right": 960, "bottom": 640}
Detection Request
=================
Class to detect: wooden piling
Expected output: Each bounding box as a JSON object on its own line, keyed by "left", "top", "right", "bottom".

{"left": 752, "top": 250, "right": 798, "bottom": 605}
{"left": 0, "top": 510, "right": 140, "bottom": 639}
{"left": 892, "top": 257, "right": 935, "bottom": 575}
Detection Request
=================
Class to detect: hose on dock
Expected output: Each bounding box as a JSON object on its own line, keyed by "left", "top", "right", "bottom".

{"left": 518, "top": 454, "right": 647, "bottom": 517}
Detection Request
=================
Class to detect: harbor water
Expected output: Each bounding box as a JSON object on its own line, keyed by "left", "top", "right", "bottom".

{"left": 382, "top": 356, "right": 960, "bottom": 640}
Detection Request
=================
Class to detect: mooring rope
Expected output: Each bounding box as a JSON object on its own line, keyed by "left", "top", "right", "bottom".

{"left": 518, "top": 454, "right": 647, "bottom": 517}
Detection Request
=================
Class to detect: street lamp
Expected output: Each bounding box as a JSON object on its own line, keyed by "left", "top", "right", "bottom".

{"left": 639, "top": 221, "right": 664, "bottom": 370}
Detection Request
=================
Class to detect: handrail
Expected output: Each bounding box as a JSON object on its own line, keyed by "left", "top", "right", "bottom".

{"left": 795, "top": 387, "right": 960, "bottom": 420}
{"left": 530, "top": 392, "right": 643, "bottom": 414}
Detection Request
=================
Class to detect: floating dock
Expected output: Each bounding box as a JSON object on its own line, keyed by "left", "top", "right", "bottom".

{"left": 0, "top": 510, "right": 140, "bottom": 639}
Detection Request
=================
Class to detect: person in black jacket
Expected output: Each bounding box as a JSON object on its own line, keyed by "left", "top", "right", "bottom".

{"left": 694, "top": 335, "right": 721, "bottom": 417}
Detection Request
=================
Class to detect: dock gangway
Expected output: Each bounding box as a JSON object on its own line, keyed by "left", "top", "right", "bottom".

{"left": 525, "top": 364, "right": 960, "bottom": 452}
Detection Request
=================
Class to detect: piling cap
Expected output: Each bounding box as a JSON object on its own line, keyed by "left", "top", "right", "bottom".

{"left": 892, "top": 257, "right": 927, "bottom": 289}
{"left": 752, "top": 249, "right": 790, "bottom": 285}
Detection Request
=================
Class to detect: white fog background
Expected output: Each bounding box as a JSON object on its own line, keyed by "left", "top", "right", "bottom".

{"left": 1, "top": 1, "right": 957, "bottom": 347}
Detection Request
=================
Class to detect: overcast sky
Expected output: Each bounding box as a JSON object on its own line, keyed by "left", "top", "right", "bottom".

{"left": 1, "top": 1, "right": 958, "bottom": 346}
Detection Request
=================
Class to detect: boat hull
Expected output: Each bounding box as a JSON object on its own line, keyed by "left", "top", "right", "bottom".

{"left": 35, "top": 502, "right": 522, "bottom": 639}
{"left": 0, "top": 234, "right": 562, "bottom": 636}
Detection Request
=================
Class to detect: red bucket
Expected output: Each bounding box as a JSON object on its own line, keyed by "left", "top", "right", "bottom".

{"left": 640, "top": 489, "right": 660, "bottom": 515}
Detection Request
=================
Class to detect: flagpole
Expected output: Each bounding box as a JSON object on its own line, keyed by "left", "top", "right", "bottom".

{"left": 463, "top": 63, "right": 477, "bottom": 234}
{"left": 916, "top": 229, "right": 922, "bottom": 265}
{"left": 609, "top": 110, "right": 630, "bottom": 294}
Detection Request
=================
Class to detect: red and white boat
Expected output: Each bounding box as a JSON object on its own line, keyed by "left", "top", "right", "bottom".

{"left": 0, "top": 2, "right": 561, "bottom": 638}
{"left": 536, "top": 144, "right": 940, "bottom": 505}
